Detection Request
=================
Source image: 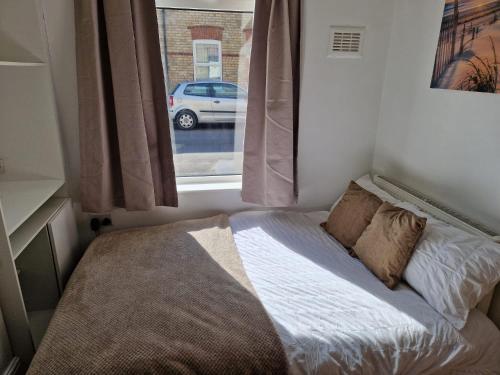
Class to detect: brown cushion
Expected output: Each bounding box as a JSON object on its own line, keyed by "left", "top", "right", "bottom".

{"left": 322, "top": 181, "right": 383, "bottom": 248}
{"left": 352, "top": 202, "right": 427, "bottom": 289}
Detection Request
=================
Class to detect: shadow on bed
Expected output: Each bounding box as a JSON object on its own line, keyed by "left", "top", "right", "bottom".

{"left": 28, "top": 215, "right": 289, "bottom": 375}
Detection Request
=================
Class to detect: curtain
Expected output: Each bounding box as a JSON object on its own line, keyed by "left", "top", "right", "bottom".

{"left": 241, "top": 0, "right": 301, "bottom": 207}
{"left": 75, "top": 0, "right": 178, "bottom": 213}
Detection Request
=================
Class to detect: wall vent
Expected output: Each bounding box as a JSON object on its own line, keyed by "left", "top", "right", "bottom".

{"left": 328, "top": 26, "right": 365, "bottom": 58}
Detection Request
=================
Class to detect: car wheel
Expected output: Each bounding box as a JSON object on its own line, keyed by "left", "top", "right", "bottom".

{"left": 175, "top": 110, "right": 198, "bottom": 130}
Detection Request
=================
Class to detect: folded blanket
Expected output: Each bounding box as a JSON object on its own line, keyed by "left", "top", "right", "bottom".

{"left": 28, "top": 214, "right": 288, "bottom": 374}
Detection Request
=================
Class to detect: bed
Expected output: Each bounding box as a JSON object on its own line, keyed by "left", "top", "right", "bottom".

{"left": 230, "top": 209, "right": 500, "bottom": 374}
{"left": 28, "top": 175, "right": 500, "bottom": 374}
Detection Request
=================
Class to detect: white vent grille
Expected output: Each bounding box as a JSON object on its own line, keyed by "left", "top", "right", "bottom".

{"left": 328, "top": 26, "right": 365, "bottom": 58}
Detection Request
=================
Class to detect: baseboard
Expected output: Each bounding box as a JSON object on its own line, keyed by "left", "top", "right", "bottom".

{"left": 2, "top": 357, "right": 20, "bottom": 375}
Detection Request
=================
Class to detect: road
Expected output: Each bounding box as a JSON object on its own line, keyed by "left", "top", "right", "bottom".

{"left": 173, "top": 123, "right": 236, "bottom": 154}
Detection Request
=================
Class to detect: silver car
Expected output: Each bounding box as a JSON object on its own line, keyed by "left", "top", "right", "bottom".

{"left": 168, "top": 81, "right": 248, "bottom": 130}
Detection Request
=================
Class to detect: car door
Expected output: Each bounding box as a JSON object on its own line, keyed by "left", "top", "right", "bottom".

{"left": 210, "top": 83, "right": 239, "bottom": 123}
{"left": 182, "top": 83, "right": 213, "bottom": 123}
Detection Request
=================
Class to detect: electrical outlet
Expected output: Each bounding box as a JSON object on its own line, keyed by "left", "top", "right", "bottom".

{"left": 0, "top": 159, "right": 5, "bottom": 174}
{"left": 90, "top": 216, "right": 113, "bottom": 234}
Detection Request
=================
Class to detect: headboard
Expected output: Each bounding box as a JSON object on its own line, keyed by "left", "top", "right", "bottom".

{"left": 372, "top": 174, "right": 500, "bottom": 329}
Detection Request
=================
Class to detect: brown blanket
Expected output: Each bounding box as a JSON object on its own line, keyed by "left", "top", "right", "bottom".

{"left": 28, "top": 215, "right": 288, "bottom": 374}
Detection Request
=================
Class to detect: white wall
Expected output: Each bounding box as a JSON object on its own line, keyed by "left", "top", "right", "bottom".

{"left": 298, "top": 0, "right": 394, "bottom": 208}
{"left": 373, "top": 0, "right": 500, "bottom": 232}
{"left": 42, "top": 0, "right": 80, "bottom": 197}
{"left": 43, "top": 0, "right": 394, "bottom": 243}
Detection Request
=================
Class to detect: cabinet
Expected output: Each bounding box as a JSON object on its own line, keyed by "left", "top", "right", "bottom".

{"left": 0, "top": 308, "right": 13, "bottom": 373}
{"left": 0, "top": 198, "right": 80, "bottom": 372}
{"left": 0, "top": 0, "right": 79, "bottom": 372}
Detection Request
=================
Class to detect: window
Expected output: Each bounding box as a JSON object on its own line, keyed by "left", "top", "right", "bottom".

{"left": 193, "top": 40, "right": 222, "bottom": 81}
{"left": 211, "top": 83, "right": 246, "bottom": 99}
{"left": 184, "top": 83, "right": 211, "bottom": 97}
{"left": 156, "top": 1, "right": 254, "bottom": 179}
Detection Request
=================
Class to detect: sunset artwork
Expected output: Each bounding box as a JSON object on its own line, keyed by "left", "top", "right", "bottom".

{"left": 431, "top": 0, "right": 500, "bottom": 93}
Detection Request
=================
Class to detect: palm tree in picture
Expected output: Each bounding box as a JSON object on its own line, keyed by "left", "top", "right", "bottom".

{"left": 451, "top": 0, "right": 459, "bottom": 59}
{"left": 458, "top": 37, "right": 499, "bottom": 93}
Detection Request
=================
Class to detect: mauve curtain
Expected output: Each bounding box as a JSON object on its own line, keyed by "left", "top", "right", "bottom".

{"left": 241, "top": 0, "right": 301, "bottom": 207}
{"left": 75, "top": 0, "right": 178, "bottom": 213}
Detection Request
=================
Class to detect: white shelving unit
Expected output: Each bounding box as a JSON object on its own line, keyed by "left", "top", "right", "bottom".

{"left": 9, "top": 197, "right": 66, "bottom": 259}
{"left": 0, "top": 180, "right": 65, "bottom": 236}
{"left": 0, "top": 1, "right": 80, "bottom": 372}
{"left": 0, "top": 61, "right": 45, "bottom": 67}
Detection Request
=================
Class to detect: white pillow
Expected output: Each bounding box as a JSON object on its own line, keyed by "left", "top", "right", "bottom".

{"left": 398, "top": 201, "right": 500, "bottom": 330}
{"left": 355, "top": 175, "right": 401, "bottom": 205}
{"left": 340, "top": 178, "right": 500, "bottom": 329}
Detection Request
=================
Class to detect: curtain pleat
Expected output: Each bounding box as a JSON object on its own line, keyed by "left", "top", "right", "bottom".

{"left": 75, "top": 0, "right": 177, "bottom": 213}
{"left": 241, "top": 0, "right": 301, "bottom": 207}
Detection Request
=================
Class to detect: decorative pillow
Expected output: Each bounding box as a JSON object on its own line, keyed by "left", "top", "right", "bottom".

{"left": 353, "top": 202, "right": 427, "bottom": 289}
{"left": 400, "top": 203, "right": 500, "bottom": 329}
{"left": 328, "top": 175, "right": 400, "bottom": 214}
{"left": 322, "top": 181, "right": 382, "bottom": 248}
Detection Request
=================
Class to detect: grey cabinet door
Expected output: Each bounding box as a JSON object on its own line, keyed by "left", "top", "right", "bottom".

{"left": 47, "top": 199, "right": 80, "bottom": 292}
{"left": 0, "top": 307, "right": 13, "bottom": 373}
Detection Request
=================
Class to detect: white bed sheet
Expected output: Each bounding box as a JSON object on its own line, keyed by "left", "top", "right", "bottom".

{"left": 229, "top": 210, "right": 500, "bottom": 375}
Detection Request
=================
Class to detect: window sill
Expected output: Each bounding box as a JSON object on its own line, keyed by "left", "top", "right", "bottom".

{"left": 176, "top": 176, "right": 242, "bottom": 193}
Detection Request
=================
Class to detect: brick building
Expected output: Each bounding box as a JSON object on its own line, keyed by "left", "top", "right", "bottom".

{"left": 156, "top": 8, "right": 253, "bottom": 92}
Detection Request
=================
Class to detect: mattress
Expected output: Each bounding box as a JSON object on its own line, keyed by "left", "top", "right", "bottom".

{"left": 229, "top": 210, "right": 500, "bottom": 375}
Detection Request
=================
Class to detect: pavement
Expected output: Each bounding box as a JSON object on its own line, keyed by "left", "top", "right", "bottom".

{"left": 172, "top": 123, "right": 244, "bottom": 177}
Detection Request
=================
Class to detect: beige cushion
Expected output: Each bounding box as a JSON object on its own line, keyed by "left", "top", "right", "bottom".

{"left": 322, "top": 181, "right": 383, "bottom": 248}
{"left": 353, "top": 202, "right": 427, "bottom": 289}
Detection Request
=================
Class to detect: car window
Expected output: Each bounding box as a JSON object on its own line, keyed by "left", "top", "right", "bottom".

{"left": 183, "top": 84, "right": 211, "bottom": 97}
{"left": 170, "top": 84, "right": 180, "bottom": 95}
{"left": 211, "top": 83, "right": 239, "bottom": 99}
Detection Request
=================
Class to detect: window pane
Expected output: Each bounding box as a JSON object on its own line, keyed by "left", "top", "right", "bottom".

{"left": 194, "top": 66, "right": 210, "bottom": 80}
{"left": 212, "top": 83, "right": 238, "bottom": 99}
{"left": 157, "top": 7, "right": 254, "bottom": 177}
{"left": 195, "top": 43, "right": 220, "bottom": 64}
{"left": 194, "top": 65, "right": 221, "bottom": 81}
{"left": 183, "top": 83, "right": 211, "bottom": 96}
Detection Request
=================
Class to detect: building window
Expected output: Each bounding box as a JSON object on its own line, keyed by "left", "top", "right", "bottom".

{"left": 193, "top": 40, "right": 222, "bottom": 81}
{"left": 156, "top": 1, "right": 254, "bottom": 179}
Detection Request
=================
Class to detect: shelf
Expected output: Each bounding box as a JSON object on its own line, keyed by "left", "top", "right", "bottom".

{"left": 0, "top": 61, "right": 45, "bottom": 67}
{"left": 28, "top": 309, "right": 54, "bottom": 349}
{"left": 0, "top": 179, "right": 64, "bottom": 235}
{"left": 9, "top": 198, "right": 66, "bottom": 259}
{"left": 0, "top": 25, "right": 45, "bottom": 67}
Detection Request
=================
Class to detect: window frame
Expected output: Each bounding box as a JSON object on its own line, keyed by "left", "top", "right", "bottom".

{"left": 155, "top": 0, "right": 254, "bottom": 12}
{"left": 156, "top": 0, "right": 254, "bottom": 186}
{"left": 192, "top": 39, "right": 223, "bottom": 81}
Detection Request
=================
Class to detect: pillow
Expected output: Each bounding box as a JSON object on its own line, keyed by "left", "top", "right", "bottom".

{"left": 328, "top": 175, "right": 400, "bottom": 214}
{"left": 353, "top": 202, "right": 427, "bottom": 289}
{"left": 401, "top": 210, "right": 500, "bottom": 329}
{"left": 322, "top": 181, "right": 382, "bottom": 248}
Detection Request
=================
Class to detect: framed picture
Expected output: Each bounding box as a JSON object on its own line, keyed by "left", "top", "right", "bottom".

{"left": 431, "top": 0, "right": 500, "bottom": 93}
